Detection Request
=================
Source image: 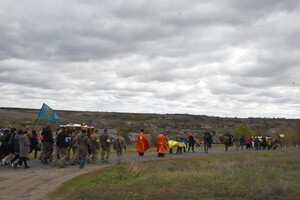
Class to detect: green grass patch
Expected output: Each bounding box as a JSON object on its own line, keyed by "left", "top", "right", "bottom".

{"left": 48, "top": 148, "right": 300, "bottom": 200}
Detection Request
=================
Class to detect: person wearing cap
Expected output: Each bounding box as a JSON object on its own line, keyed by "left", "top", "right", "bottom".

{"left": 156, "top": 132, "right": 168, "bottom": 157}
{"left": 136, "top": 129, "right": 150, "bottom": 156}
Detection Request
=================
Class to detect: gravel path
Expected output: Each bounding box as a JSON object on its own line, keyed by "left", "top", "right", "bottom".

{"left": 0, "top": 148, "right": 234, "bottom": 200}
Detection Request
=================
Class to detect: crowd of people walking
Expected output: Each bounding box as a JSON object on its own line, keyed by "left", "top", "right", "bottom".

{"left": 1, "top": 124, "right": 284, "bottom": 170}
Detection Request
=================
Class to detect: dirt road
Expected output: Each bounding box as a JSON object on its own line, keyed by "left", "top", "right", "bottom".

{"left": 0, "top": 149, "right": 228, "bottom": 200}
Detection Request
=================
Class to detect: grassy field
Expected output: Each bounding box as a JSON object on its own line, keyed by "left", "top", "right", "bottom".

{"left": 48, "top": 148, "right": 300, "bottom": 200}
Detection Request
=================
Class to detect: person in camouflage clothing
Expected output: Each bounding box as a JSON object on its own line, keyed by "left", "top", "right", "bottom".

{"left": 69, "top": 128, "right": 79, "bottom": 165}
{"left": 100, "top": 129, "right": 111, "bottom": 163}
{"left": 51, "top": 128, "right": 60, "bottom": 166}
{"left": 56, "top": 128, "right": 70, "bottom": 168}
{"left": 41, "top": 124, "right": 54, "bottom": 164}
{"left": 113, "top": 132, "right": 126, "bottom": 164}
{"left": 77, "top": 128, "right": 90, "bottom": 169}
{"left": 88, "top": 129, "right": 100, "bottom": 164}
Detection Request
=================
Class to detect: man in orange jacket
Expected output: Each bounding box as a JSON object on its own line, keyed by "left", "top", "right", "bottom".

{"left": 156, "top": 132, "right": 168, "bottom": 157}
{"left": 136, "top": 129, "right": 150, "bottom": 156}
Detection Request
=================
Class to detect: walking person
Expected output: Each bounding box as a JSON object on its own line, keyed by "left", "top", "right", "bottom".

{"left": 9, "top": 130, "right": 22, "bottom": 167}
{"left": 203, "top": 132, "right": 212, "bottom": 153}
{"left": 1, "top": 128, "right": 16, "bottom": 165}
{"left": 77, "top": 128, "right": 89, "bottom": 169}
{"left": 156, "top": 132, "right": 168, "bottom": 157}
{"left": 15, "top": 130, "right": 30, "bottom": 169}
{"left": 100, "top": 129, "right": 111, "bottom": 163}
{"left": 29, "top": 130, "right": 39, "bottom": 158}
{"left": 245, "top": 137, "right": 252, "bottom": 150}
{"left": 41, "top": 124, "right": 54, "bottom": 164}
{"left": 187, "top": 133, "right": 196, "bottom": 153}
{"left": 239, "top": 135, "right": 246, "bottom": 150}
{"left": 89, "top": 130, "right": 100, "bottom": 164}
{"left": 114, "top": 132, "right": 126, "bottom": 164}
{"left": 69, "top": 128, "right": 79, "bottom": 165}
{"left": 176, "top": 134, "right": 186, "bottom": 154}
{"left": 51, "top": 128, "right": 60, "bottom": 166}
{"left": 0, "top": 128, "right": 10, "bottom": 161}
{"left": 56, "top": 128, "right": 70, "bottom": 168}
{"left": 136, "top": 129, "right": 150, "bottom": 156}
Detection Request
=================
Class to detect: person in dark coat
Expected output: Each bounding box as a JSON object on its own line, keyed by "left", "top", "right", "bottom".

{"left": 203, "top": 132, "right": 212, "bottom": 153}
{"left": 1, "top": 128, "right": 16, "bottom": 165}
{"left": 239, "top": 135, "right": 246, "bottom": 150}
{"left": 1, "top": 129, "right": 10, "bottom": 163}
{"left": 29, "top": 130, "right": 39, "bottom": 158}
{"left": 188, "top": 133, "right": 196, "bottom": 153}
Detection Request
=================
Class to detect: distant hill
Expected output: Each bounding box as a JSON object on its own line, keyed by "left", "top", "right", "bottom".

{"left": 0, "top": 107, "right": 297, "bottom": 134}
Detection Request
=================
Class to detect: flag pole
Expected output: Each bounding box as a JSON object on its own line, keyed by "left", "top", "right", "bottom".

{"left": 32, "top": 103, "right": 44, "bottom": 130}
{"left": 32, "top": 115, "right": 39, "bottom": 130}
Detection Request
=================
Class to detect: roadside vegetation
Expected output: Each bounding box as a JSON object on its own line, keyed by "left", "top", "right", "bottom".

{"left": 49, "top": 148, "right": 300, "bottom": 200}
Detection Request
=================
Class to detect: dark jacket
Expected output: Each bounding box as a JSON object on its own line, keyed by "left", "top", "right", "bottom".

{"left": 188, "top": 135, "right": 196, "bottom": 145}
{"left": 77, "top": 132, "right": 89, "bottom": 156}
{"left": 56, "top": 131, "right": 69, "bottom": 148}
{"left": 100, "top": 133, "right": 111, "bottom": 151}
{"left": 41, "top": 127, "right": 53, "bottom": 144}
{"left": 13, "top": 132, "right": 21, "bottom": 155}
{"left": 30, "top": 131, "right": 38, "bottom": 148}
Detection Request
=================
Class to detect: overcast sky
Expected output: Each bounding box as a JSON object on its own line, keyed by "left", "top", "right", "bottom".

{"left": 0, "top": 0, "right": 299, "bottom": 118}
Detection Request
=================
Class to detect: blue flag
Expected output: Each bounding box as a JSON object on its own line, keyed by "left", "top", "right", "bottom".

{"left": 38, "top": 103, "right": 60, "bottom": 124}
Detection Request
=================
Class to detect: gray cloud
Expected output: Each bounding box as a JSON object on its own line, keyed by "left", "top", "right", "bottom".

{"left": 0, "top": 0, "right": 299, "bottom": 118}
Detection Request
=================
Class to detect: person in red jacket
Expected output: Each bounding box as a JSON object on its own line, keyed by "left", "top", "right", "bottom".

{"left": 136, "top": 129, "right": 150, "bottom": 156}
{"left": 156, "top": 132, "right": 168, "bottom": 157}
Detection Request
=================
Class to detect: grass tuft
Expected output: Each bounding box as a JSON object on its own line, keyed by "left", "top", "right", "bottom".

{"left": 48, "top": 148, "right": 300, "bottom": 200}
